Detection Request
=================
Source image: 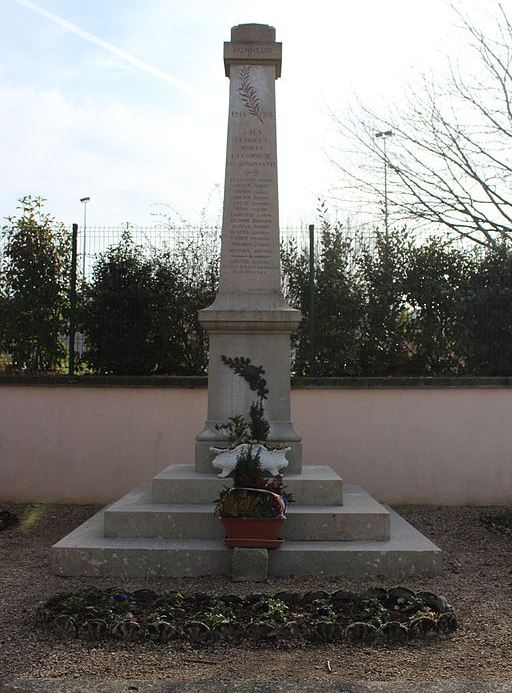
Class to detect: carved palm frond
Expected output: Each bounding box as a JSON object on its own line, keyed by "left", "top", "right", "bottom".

{"left": 238, "top": 67, "right": 264, "bottom": 124}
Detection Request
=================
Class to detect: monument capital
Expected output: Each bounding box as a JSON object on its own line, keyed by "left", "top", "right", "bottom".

{"left": 224, "top": 23, "right": 282, "bottom": 79}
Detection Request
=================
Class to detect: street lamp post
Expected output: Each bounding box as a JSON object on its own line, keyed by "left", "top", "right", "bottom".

{"left": 375, "top": 130, "right": 393, "bottom": 239}
{"left": 80, "top": 196, "right": 90, "bottom": 281}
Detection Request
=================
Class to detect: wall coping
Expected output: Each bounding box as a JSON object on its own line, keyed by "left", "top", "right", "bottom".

{"left": 1, "top": 374, "right": 512, "bottom": 389}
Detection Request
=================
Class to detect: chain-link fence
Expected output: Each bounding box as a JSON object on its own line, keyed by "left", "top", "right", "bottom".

{"left": 72, "top": 223, "right": 383, "bottom": 282}
{"left": 1, "top": 219, "right": 511, "bottom": 377}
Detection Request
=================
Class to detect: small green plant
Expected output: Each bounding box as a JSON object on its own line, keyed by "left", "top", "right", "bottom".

{"left": 232, "top": 445, "right": 264, "bottom": 488}
{"left": 109, "top": 592, "right": 134, "bottom": 615}
{"left": 410, "top": 607, "right": 437, "bottom": 621}
{"left": 153, "top": 590, "right": 184, "bottom": 613}
{"left": 215, "top": 403, "right": 270, "bottom": 446}
{"left": 313, "top": 598, "right": 337, "bottom": 622}
{"left": 231, "top": 446, "right": 292, "bottom": 499}
{"left": 214, "top": 487, "right": 283, "bottom": 519}
{"left": 147, "top": 612, "right": 167, "bottom": 624}
{"left": 258, "top": 598, "right": 289, "bottom": 623}
{"left": 161, "top": 590, "right": 184, "bottom": 607}
{"left": 249, "top": 400, "right": 270, "bottom": 441}
{"left": 203, "top": 600, "right": 235, "bottom": 626}
{"left": 214, "top": 488, "right": 261, "bottom": 518}
{"left": 361, "top": 600, "right": 392, "bottom": 628}
{"left": 215, "top": 414, "right": 249, "bottom": 445}
{"left": 61, "top": 595, "right": 86, "bottom": 613}
{"left": 214, "top": 449, "right": 290, "bottom": 518}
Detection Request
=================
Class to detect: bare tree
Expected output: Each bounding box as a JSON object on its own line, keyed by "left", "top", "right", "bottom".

{"left": 331, "top": 3, "right": 512, "bottom": 248}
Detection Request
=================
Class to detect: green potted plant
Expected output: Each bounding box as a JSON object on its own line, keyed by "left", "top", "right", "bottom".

{"left": 214, "top": 444, "right": 292, "bottom": 548}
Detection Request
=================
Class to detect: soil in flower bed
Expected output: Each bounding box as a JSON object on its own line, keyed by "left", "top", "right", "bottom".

{"left": 35, "top": 586, "right": 456, "bottom": 647}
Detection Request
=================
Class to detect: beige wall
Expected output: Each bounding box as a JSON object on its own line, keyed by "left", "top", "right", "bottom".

{"left": 1, "top": 385, "right": 511, "bottom": 505}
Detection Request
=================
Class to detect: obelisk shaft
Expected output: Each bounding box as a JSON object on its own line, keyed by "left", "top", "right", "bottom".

{"left": 220, "top": 63, "right": 280, "bottom": 296}
{"left": 196, "top": 24, "right": 302, "bottom": 473}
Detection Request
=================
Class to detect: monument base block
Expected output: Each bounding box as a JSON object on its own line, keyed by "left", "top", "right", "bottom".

{"left": 232, "top": 548, "right": 269, "bottom": 581}
{"left": 195, "top": 304, "right": 303, "bottom": 474}
{"left": 51, "top": 464, "right": 442, "bottom": 579}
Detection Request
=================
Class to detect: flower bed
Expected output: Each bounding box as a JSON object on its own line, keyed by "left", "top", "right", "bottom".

{"left": 35, "top": 586, "right": 457, "bottom": 646}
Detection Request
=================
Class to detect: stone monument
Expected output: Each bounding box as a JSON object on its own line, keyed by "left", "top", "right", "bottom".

{"left": 195, "top": 24, "right": 302, "bottom": 474}
{"left": 51, "top": 24, "right": 442, "bottom": 580}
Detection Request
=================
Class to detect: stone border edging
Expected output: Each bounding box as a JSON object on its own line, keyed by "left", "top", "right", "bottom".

{"left": 35, "top": 586, "right": 457, "bottom": 647}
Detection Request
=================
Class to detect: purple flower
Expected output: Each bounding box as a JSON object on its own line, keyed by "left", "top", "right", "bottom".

{"left": 114, "top": 593, "right": 128, "bottom": 602}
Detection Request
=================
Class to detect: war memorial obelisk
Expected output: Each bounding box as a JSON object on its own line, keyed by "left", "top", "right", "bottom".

{"left": 51, "top": 24, "right": 441, "bottom": 579}
{"left": 195, "top": 23, "right": 302, "bottom": 474}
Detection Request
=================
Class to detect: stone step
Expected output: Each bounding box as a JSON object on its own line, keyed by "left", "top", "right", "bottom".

{"left": 102, "top": 484, "right": 390, "bottom": 542}
{"left": 52, "top": 512, "right": 230, "bottom": 578}
{"left": 51, "top": 507, "right": 441, "bottom": 579}
{"left": 269, "top": 508, "right": 442, "bottom": 577}
{"left": 151, "top": 464, "right": 343, "bottom": 506}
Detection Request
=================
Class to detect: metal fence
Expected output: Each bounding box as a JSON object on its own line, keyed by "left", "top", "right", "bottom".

{"left": 0, "top": 220, "right": 466, "bottom": 281}
{"left": 1, "top": 220, "right": 508, "bottom": 377}
{"left": 71, "top": 222, "right": 381, "bottom": 282}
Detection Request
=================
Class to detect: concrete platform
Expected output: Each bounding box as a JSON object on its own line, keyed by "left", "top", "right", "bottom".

{"left": 51, "top": 503, "right": 440, "bottom": 578}
{"left": 103, "top": 484, "right": 389, "bottom": 542}
{"left": 152, "top": 464, "right": 343, "bottom": 505}
{"left": 52, "top": 460, "right": 440, "bottom": 579}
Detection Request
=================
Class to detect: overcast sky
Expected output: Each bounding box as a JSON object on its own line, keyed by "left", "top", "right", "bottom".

{"left": 0, "top": 0, "right": 490, "bottom": 228}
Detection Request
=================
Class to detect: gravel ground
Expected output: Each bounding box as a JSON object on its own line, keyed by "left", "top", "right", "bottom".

{"left": 0, "top": 503, "right": 511, "bottom": 683}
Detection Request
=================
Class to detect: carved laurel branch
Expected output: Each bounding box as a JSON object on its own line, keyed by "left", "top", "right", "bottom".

{"left": 221, "top": 355, "right": 269, "bottom": 399}
{"left": 238, "top": 67, "right": 264, "bottom": 124}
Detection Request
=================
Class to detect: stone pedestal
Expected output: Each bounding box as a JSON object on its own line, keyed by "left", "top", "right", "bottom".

{"left": 195, "top": 24, "right": 302, "bottom": 474}
{"left": 51, "top": 465, "right": 442, "bottom": 578}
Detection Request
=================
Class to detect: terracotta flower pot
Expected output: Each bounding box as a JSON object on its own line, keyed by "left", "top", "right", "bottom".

{"left": 221, "top": 517, "right": 285, "bottom": 548}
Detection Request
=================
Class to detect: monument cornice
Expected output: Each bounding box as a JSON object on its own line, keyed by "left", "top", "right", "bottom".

{"left": 224, "top": 41, "right": 282, "bottom": 78}
{"left": 198, "top": 307, "right": 301, "bottom": 334}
